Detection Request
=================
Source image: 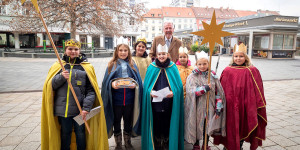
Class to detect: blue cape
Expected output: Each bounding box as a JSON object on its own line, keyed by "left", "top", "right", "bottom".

{"left": 101, "top": 61, "right": 143, "bottom": 137}
{"left": 141, "top": 61, "right": 184, "bottom": 150}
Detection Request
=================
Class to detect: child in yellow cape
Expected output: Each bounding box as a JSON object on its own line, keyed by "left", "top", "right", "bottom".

{"left": 41, "top": 39, "right": 109, "bottom": 150}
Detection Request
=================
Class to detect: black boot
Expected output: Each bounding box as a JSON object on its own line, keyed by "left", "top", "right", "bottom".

{"left": 154, "top": 137, "right": 162, "bottom": 150}
{"left": 162, "top": 137, "right": 169, "bottom": 150}
{"left": 114, "top": 132, "right": 122, "bottom": 150}
{"left": 123, "top": 131, "right": 134, "bottom": 150}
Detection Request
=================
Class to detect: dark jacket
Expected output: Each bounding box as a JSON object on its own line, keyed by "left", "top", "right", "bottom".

{"left": 152, "top": 58, "right": 173, "bottom": 112}
{"left": 111, "top": 59, "right": 136, "bottom": 106}
{"left": 52, "top": 54, "right": 95, "bottom": 117}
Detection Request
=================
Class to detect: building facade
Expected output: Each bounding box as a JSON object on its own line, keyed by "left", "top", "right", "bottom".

{"left": 223, "top": 14, "right": 299, "bottom": 59}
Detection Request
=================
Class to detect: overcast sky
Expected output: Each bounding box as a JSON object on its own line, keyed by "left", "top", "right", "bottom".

{"left": 143, "top": 0, "right": 299, "bottom": 17}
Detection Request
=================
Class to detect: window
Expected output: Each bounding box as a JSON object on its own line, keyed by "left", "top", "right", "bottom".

{"left": 129, "top": 17, "right": 135, "bottom": 25}
{"left": 0, "top": 5, "right": 7, "bottom": 15}
{"left": 184, "top": 24, "right": 187, "bottom": 29}
{"left": 284, "top": 35, "right": 294, "bottom": 49}
{"left": 254, "top": 35, "right": 269, "bottom": 49}
{"left": 152, "top": 20, "right": 155, "bottom": 23}
{"left": 178, "top": 19, "right": 181, "bottom": 23}
{"left": 188, "top": 12, "right": 192, "bottom": 15}
{"left": 159, "top": 27, "right": 162, "bottom": 31}
{"left": 152, "top": 34, "right": 155, "bottom": 38}
{"left": 177, "top": 12, "right": 180, "bottom": 15}
{"left": 146, "top": 27, "right": 148, "bottom": 31}
{"left": 273, "top": 34, "right": 284, "bottom": 50}
{"left": 151, "top": 14, "right": 154, "bottom": 17}
{"left": 166, "top": 12, "right": 168, "bottom": 15}
{"left": 152, "top": 26, "right": 155, "bottom": 31}
{"left": 158, "top": 14, "right": 162, "bottom": 17}
{"left": 178, "top": 25, "right": 181, "bottom": 29}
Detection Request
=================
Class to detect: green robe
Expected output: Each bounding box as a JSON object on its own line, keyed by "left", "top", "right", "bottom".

{"left": 141, "top": 61, "right": 184, "bottom": 150}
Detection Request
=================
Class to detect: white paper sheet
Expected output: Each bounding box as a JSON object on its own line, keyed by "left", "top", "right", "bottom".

{"left": 73, "top": 106, "right": 101, "bottom": 126}
{"left": 151, "top": 87, "right": 171, "bottom": 102}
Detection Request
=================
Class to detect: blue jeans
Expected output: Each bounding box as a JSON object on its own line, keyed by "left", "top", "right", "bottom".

{"left": 58, "top": 116, "right": 86, "bottom": 150}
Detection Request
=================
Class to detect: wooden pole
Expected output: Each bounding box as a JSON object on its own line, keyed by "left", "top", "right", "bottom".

{"left": 37, "top": 7, "right": 91, "bottom": 134}
{"left": 203, "top": 45, "right": 214, "bottom": 150}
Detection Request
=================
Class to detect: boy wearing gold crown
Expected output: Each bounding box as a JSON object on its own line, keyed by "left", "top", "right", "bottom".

{"left": 132, "top": 38, "right": 152, "bottom": 82}
{"left": 176, "top": 47, "right": 193, "bottom": 99}
{"left": 213, "top": 43, "right": 267, "bottom": 150}
{"left": 185, "top": 51, "right": 226, "bottom": 150}
{"left": 142, "top": 44, "right": 184, "bottom": 150}
{"left": 41, "top": 39, "right": 109, "bottom": 150}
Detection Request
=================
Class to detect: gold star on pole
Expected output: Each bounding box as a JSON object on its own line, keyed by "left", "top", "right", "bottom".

{"left": 190, "top": 10, "right": 234, "bottom": 150}
{"left": 191, "top": 10, "right": 234, "bottom": 55}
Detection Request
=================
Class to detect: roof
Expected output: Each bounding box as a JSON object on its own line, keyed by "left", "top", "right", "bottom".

{"left": 235, "top": 10, "right": 257, "bottom": 17}
{"left": 162, "top": 7, "right": 195, "bottom": 18}
{"left": 192, "top": 7, "right": 239, "bottom": 19}
{"left": 143, "top": 8, "right": 163, "bottom": 18}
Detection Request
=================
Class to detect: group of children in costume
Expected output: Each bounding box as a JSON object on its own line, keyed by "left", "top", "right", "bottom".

{"left": 42, "top": 38, "right": 267, "bottom": 150}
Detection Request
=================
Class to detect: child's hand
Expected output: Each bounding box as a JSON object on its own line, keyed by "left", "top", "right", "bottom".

{"left": 81, "top": 110, "right": 89, "bottom": 121}
{"left": 166, "top": 91, "right": 173, "bottom": 98}
{"left": 208, "top": 83, "right": 211, "bottom": 89}
{"left": 128, "top": 84, "right": 136, "bottom": 89}
{"left": 151, "top": 94, "right": 158, "bottom": 98}
{"left": 61, "top": 70, "right": 69, "bottom": 80}
{"left": 112, "top": 81, "right": 119, "bottom": 89}
{"left": 215, "top": 114, "right": 220, "bottom": 119}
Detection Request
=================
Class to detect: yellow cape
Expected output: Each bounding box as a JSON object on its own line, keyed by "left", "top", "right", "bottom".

{"left": 41, "top": 61, "right": 109, "bottom": 150}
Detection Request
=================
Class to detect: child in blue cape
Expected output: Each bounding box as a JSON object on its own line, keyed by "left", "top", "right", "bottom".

{"left": 101, "top": 44, "right": 143, "bottom": 150}
{"left": 141, "top": 44, "right": 184, "bottom": 150}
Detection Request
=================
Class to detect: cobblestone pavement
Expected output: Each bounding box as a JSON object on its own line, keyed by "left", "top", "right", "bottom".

{"left": 0, "top": 56, "right": 299, "bottom": 92}
{"left": 0, "top": 56, "right": 300, "bottom": 149}
{"left": 0, "top": 80, "right": 299, "bottom": 149}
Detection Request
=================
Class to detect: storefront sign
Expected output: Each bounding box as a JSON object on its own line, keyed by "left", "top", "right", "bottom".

{"left": 224, "top": 21, "right": 248, "bottom": 28}
{"left": 274, "top": 17, "right": 298, "bottom": 23}
{"left": 272, "top": 51, "right": 293, "bottom": 58}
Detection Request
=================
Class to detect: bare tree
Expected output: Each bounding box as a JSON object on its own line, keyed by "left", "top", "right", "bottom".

{"left": 3, "top": 0, "right": 145, "bottom": 38}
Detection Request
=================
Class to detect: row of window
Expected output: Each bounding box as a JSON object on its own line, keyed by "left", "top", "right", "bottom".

{"left": 145, "top": 18, "right": 195, "bottom": 24}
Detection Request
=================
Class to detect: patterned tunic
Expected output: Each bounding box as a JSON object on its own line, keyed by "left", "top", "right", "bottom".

{"left": 184, "top": 70, "right": 226, "bottom": 144}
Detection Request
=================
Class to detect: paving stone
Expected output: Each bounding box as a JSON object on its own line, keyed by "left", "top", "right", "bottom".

{"left": 2, "top": 114, "right": 31, "bottom": 127}
{"left": 0, "top": 127, "right": 17, "bottom": 135}
{"left": 9, "top": 127, "right": 35, "bottom": 136}
{"left": 272, "top": 128, "right": 300, "bottom": 138}
{"left": 263, "top": 145, "right": 286, "bottom": 150}
{"left": 22, "top": 133, "right": 41, "bottom": 142}
{"left": 0, "top": 135, "right": 26, "bottom": 146}
{"left": 262, "top": 138, "right": 277, "bottom": 147}
{"left": 266, "top": 129, "right": 278, "bottom": 136}
{"left": 289, "top": 136, "right": 300, "bottom": 144}
{"left": 272, "top": 121, "right": 293, "bottom": 127}
{"left": 0, "top": 135, "right": 7, "bottom": 142}
{"left": 0, "top": 145, "right": 17, "bottom": 150}
{"left": 267, "top": 122, "right": 282, "bottom": 130}
{"left": 268, "top": 135, "right": 297, "bottom": 147}
{"left": 1, "top": 112, "right": 19, "bottom": 118}
{"left": 14, "top": 141, "right": 40, "bottom": 150}
{"left": 286, "top": 145, "right": 300, "bottom": 150}
{"left": 284, "top": 125, "right": 300, "bottom": 132}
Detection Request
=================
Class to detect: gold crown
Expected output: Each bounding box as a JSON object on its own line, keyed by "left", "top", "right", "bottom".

{"left": 234, "top": 43, "right": 247, "bottom": 53}
{"left": 65, "top": 39, "right": 81, "bottom": 48}
{"left": 137, "top": 38, "right": 147, "bottom": 44}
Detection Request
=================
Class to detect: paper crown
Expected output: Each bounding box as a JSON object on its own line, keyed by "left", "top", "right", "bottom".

{"left": 234, "top": 43, "right": 247, "bottom": 53}
{"left": 137, "top": 38, "right": 147, "bottom": 44}
{"left": 196, "top": 51, "right": 208, "bottom": 60}
{"left": 179, "top": 47, "right": 188, "bottom": 54}
{"left": 157, "top": 44, "right": 168, "bottom": 53}
{"left": 65, "top": 39, "right": 81, "bottom": 48}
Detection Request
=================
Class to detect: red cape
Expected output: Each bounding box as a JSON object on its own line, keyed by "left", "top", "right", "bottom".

{"left": 213, "top": 66, "right": 267, "bottom": 150}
